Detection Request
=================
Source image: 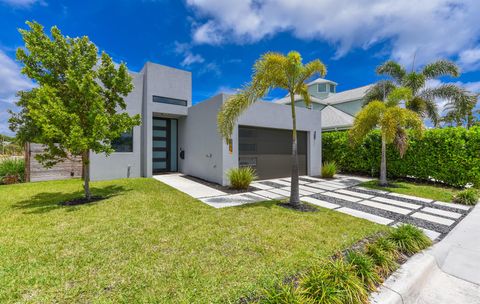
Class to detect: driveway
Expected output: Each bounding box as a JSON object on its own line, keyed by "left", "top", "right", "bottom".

{"left": 154, "top": 174, "right": 472, "bottom": 241}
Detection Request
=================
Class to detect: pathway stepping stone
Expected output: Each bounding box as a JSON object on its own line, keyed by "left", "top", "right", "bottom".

{"left": 411, "top": 212, "right": 456, "bottom": 226}
{"left": 358, "top": 200, "right": 412, "bottom": 215}
{"left": 337, "top": 207, "right": 393, "bottom": 225}
{"left": 322, "top": 191, "right": 363, "bottom": 202}
{"left": 372, "top": 196, "right": 422, "bottom": 210}
{"left": 421, "top": 207, "right": 462, "bottom": 219}
{"left": 335, "top": 189, "right": 374, "bottom": 199}
{"left": 302, "top": 197, "right": 339, "bottom": 209}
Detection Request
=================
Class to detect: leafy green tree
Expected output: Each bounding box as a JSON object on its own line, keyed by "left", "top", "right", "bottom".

{"left": 9, "top": 21, "right": 141, "bottom": 199}
{"left": 217, "top": 51, "right": 326, "bottom": 206}
{"left": 365, "top": 60, "right": 468, "bottom": 126}
{"left": 350, "top": 87, "right": 424, "bottom": 186}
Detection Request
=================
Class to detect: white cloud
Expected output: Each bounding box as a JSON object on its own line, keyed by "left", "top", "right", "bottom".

{"left": 0, "top": 0, "right": 43, "bottom": 7}
{"left": 0, "top": 49, "right": 35, "bottom": 135}
{"left": 186, "top": 0, "right": 480, "bottom": 67}
{"left": 174, "top": 41, "right": 205, "bottom": 67}
{"left": 458, "top": 47, "right": 480, "bottom": 72}
{"left": 0, "top": 50, "right": 34, "bottom": 102}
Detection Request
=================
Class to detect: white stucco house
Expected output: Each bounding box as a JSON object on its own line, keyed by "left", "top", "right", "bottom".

{"left": 275, "top": 78, "right": 372, "bottom": 131}
{"left": 89, "top": 62, "right": 323, "bottom": 185}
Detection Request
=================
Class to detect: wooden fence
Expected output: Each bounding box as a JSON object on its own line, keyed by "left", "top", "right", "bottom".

{"left": 25, "top": 143, "right": 83, "bottom": 182}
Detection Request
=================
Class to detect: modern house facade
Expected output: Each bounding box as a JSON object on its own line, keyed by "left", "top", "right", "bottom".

{"left": 89, "top": 62, "right": 323, "bottom": 185}
{"left": 275, "top": 78, "right": 371, "bottom": 131}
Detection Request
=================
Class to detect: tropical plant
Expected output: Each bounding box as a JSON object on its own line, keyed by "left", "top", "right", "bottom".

{"left": 443, "top": 94, "right": 479, "bottom": 129}
{"left": 365, "top": 241, "right": 399, "bottom": 276}
{"left": 388, "top": 224, "right": 432, "bottom": 255}
{"left": 365, "top": 60, "right": 469, "bottom": 126}
{"left": 217, "top": 51, "right": 326, "bottom": 206}
{"left": 0, "top": 158, "right": 25, "bottom": 184}
{"left": 227, "top": 167, "right": 257, "bottom": 190}
{"left": 9, "top": 21, "right": 141, "bottom": 199}
{"left": 301, "top": 259, "right": 369, "bottom": 304}
{"left": 261, "top": 283, "right": 311, "bottom": 304}
{"left": 350, "top": 87, "right": 424, "bottom": 186}
{"left": 453, "top": 189, "right": 479, "bottom": 205}
{"left": 345, "top": 251, "right": 382, "bottom": 291}
{"left": 321, "top": 161, "right": 337, "bottom": 178}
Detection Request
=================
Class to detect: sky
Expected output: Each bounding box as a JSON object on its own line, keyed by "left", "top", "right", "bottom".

{"left": 1, "top": 0, "right": 480, "bottom": 135}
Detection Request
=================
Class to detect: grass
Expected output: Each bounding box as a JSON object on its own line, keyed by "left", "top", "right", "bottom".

{"left": 360, "top": 180, "right": 460, "bottom": 202}
{"left": 0, "top": 178, "right": 384, "bottom": 303}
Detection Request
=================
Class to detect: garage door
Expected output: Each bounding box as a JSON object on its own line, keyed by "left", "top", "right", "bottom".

{"left": 238, "top": 126, "right": 307, "bottom": 180}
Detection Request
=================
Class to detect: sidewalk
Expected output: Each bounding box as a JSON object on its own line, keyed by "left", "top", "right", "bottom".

{"left": 371, "top": 204, "right": 480, "bottom": 304}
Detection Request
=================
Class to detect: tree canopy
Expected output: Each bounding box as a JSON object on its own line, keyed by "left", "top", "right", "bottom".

{"left": 9, "top": 21, "right": 141, "bottom": 198}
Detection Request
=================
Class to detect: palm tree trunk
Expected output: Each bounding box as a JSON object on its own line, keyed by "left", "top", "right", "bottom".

{"left": 82, "top": 150, "right": 91, "bottom": 200}
{"left": 289, "top": 94, "right": 300, "bottom": 205}
{"left": 380, "top": 134, "right": 387, "bottom": 186}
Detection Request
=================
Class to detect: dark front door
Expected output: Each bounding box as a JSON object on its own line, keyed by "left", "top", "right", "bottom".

{"left": 152, "top": 117, "right": 178, "bottom": 174}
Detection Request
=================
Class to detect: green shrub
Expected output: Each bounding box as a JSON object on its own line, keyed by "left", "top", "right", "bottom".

{"left": 365, "top": 242, "right": 399, "bottom": 276}
{"left": 322, "top": 161, "right": 337, "bottom": 178}
{"left": 322, "top": 127, "right": 480, "bottom": 188}
{"left": 346, "top": 251, "right": 382, "bottom": 291}
{"left": 260, "top": 283, "right": 311, "bottom": 304}
{"left": 453, "top": 189, "right": 479, "bottom": 205}
{"left": 388, "top": 224, "right": 432, "bottom": 255}
{"left": 0, "top": 158, "right": 25, "bottom": 184}
{"left": 227, "top": 167, "right": 257, "bottom": 190}
{"left": 301, "top": 259, "right": 369, "bottom": 304}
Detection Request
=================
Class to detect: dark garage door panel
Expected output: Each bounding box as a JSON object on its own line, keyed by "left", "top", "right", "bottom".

{"left": 238, "top": 126, "right": 307, "bottom": 180}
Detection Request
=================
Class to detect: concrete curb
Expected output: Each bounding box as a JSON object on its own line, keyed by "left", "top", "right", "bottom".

{"left": 369, "top": 253, "right": 437, "bottom": 304}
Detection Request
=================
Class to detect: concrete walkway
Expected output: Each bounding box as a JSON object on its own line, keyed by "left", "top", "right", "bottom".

{"left": 153, "top": 173, "right": 227, "bottom": 198}
{"left": 371, "top": 204, "right": 480, "bottom": 304}
{"left": 153, "top": 174, "right": 472, "bottom": 240}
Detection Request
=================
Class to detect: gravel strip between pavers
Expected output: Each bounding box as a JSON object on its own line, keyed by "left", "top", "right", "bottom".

{"left": 258, "top": 181, "right": 287, "bottom": 188}
{"left": 309, "top": 192, "right": 457, "bottom": 237}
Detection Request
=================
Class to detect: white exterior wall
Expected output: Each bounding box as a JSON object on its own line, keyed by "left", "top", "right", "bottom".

{"left": 89, "top": 72, "right": 144, "bottom": 180}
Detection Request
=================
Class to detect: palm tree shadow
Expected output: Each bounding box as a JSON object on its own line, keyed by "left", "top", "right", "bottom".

{"left": 13, "top": 185, "right": 129, "bottom": 214}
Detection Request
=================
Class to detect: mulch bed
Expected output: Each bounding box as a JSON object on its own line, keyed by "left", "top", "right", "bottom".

{"left": 59, "top": 196, "right": 106, "bottom": 206}
{"left": 278, "top": 202, "right": 318, "bottom": 212}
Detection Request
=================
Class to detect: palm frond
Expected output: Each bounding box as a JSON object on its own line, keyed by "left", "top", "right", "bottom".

{"left": 376, "top": 61, "right": 406, "bottom": 83}
{"left": 298, "top": 59, "right": 327, "bottom": 85}
{"left": 422, "top": 60, "right": 460, "bottom": 79}
{"left": 298, "top": 84, "right": 312, "bottom": 108}
{"left": 364, "top": 81, "right": 396, "bottom": 105}
{"left": 402, "top": 72, "right": 425, "bottom": 95}
{"left": 350, "top": 101, "right": 386, "bottom": 144}
{"left": 386, "top": 87, "right": 412, "bottom": 107}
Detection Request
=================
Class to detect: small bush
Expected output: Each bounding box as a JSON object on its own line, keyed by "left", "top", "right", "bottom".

{"left": 346, "top": 251, "right": 382, "bottom": 291}
{"left": 261, "top": 283, "right": 311, "bottom": 304}
{"left": 388, "top": 224, "right": 432, "bottom": 255}
{"left": 453, "top": 189, "right": 479, "bottom": 205}
{"left": 227, "top": 167, "right": 257, "bottom": 190}
{"left": 0, "top": 158, "right": 25, "bottom": 184}
{"left": 365, "top": 242, "right": 399, "bottom": 276}
{"left": 322, "top": 161, "right": 337, "bottom": 178}
{"left": 301, "top": 259, "right": 369, "bottom": 304}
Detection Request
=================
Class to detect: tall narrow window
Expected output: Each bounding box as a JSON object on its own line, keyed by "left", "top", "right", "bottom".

{"left": 329, "top": 85, "right": 335, "bottom": 93}
{"left": 112, "top": 130, "right": 133, "bottom": 152}
{"left": 317, "top": 83, "right": 327, "bottom": 92}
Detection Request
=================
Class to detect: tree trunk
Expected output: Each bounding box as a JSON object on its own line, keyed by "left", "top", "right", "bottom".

{"left": 379, "top": 134, "right": 387, "bottom": 186}
{"left": 82, "top": 150, "right": 91, "bottom": 200}
{"left": 289, "top": 93, "right": 300, "bottom": 205}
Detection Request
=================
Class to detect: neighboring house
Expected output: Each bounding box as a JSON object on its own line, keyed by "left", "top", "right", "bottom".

{"left": 275, "top": 78, "right": 372, "bottom": 131}
{"left": 89, "top": 62, "right": 323, "bottom": 185}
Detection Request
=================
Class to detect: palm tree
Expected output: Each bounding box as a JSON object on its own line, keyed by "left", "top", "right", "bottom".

{"left": 217, "top": 51, "right": 326, "bottom": 207}
{"left": 365, "top": 60, "right": 468, "bottom": 126}
{"left": 350, "top": 87, "right": 424, "bottom": 186}
{"left": 443, "top": 93, "right": 479, "bottom": 129}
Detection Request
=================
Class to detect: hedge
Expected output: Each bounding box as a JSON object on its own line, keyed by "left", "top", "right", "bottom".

{"left": 322, "top": 126, "right": 480, "bottom": 188}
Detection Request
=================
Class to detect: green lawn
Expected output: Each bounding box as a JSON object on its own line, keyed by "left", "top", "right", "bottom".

{"left": 360, "top": 180, "right": 460, "bottom": 202}
{"left": 0, "top": 178, "right": 384, "bottom": 303}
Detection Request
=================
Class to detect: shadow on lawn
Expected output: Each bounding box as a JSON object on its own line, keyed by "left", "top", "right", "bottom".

{"left": 13, "top": 185, "right": 129, "bottom": 214}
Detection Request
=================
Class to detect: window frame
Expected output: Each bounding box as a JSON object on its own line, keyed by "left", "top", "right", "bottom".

{"left": 152, "top": 95, "right": 188, "bottom": 106}
{"left": 111, "top": 129, "right": 134, "bottom": 153}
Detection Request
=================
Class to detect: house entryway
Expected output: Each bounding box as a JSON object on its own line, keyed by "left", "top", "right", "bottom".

{"left": 152, "top": 117, "right": 178, "bottom": 174}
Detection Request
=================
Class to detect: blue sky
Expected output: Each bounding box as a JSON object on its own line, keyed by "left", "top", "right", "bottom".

{"left": 1, "top": 0, "right": 480, "bottom": 135}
